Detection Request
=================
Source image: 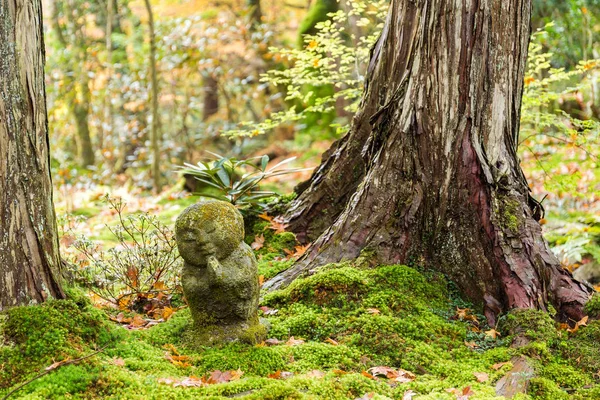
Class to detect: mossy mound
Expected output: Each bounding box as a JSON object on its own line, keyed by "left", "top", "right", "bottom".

{"left": 3, "top": 260, "right": 600, "bottom": 398}
{"left": 0, "top": 296, "right": 117, "bottom": 389}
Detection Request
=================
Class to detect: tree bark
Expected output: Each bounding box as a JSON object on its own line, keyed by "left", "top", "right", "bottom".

{"left": 144, "top": 0, "right": 161, "bottom": 193}
{"left": 0, "top": 0, "right": 65, "bottom": 308}
{"left": 202, "top": 75, "right": 219, "bottom": 121}
{"left": 269, "top": 0, "right": 592, "bottom": 324}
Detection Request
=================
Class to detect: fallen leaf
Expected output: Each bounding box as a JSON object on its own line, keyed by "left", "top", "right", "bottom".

{"left": 265, "top": 338, "right": 282, "bottom": 346}
{"left": 111, "top": 357, "right": 125, "bottom": 367}
{"left": 325, "top": 338, "right": 339, "bottom": 346}
{"left": 333, "top": 369, "right": 348, "bottom": 375}
{"left": 258, "top": 275, "right": 265, "bottom": 286}
{"left": 459, "top": 386, "right": 475, "bottom": 399}
{"left": 259, "top": 306, "right": 278, "bottom": 316}
{"left": 129, "top": 314, "right": 146, "bottom": 328}
{"left": 284, "top": 244, "right": 310, "bottom": 259}
{"left": 251, "top": 234, "right": 265, "bottom": 250}
{"left": 567, "top": 316, "right": 589, "bottom": 334}
{"left": 355, "top": 393, "right": 374, "bottom": 400}
{"left": 366, "top": 308, "right": 381, "bottom": 315}
{"left": 361, "top": 371, "right": 375, "bottom": 380}
{"left": 158, "top": 376, "right": 205, "bottom": 387}
{"left": 369, "top": 366, "right": 415, "bottom": 383}
{"left": 258, "top": 213, "right": 273, "bottom": 222}
{"left": 162, "top": 307, "right": 174, "bottom": 320}
{"left": 307, "top": 370, "right": 326, "bottom": 378}
{"left": 268, "top": 370, "right": 282, "bottom": 379}
{"left": 491, "top": 361, "right": 510, "bottom": 370}
{"left": 269, "top": 218, "right": 289, "bottom": 234}
{"left": 485, "top": 329, "right": 501, "bottom": 339}
{"left": 403, "top": 390, "right": 417, "bottom": 400}
{"left": 286, "top": 336, "right": 305, "bottom": 346}
{"left": 473, "top": 372, "right": 489, "bottom": 382}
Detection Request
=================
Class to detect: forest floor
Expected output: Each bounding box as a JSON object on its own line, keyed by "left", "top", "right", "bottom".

{"left": 2, "top": 197, "right": 600, "bottom": 399}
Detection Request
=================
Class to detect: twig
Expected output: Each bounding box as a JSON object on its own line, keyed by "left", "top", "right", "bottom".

{"left": 2, "top": 345, "right": 108, "bottom": 400}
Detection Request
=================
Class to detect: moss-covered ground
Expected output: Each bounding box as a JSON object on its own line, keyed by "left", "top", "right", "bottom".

{"left": 3, "top": 222, "right": 600, "bottom": 399}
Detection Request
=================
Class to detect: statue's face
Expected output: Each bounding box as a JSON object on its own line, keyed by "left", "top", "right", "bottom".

{"left": 175, "top": 201, "right": 244, "bottom": 266}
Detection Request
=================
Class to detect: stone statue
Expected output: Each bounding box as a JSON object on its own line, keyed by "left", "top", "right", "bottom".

{"left": 175, "top": 200, "right": 264, "bottom": 343}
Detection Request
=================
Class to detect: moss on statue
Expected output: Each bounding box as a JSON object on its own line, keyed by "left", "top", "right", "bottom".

{"left": 175, "top": 200, "right": 265, "bottom": 344}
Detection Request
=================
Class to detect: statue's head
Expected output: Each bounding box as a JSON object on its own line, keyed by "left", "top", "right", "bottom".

{"left": 175, "top": 200, "right": 245, "bottom": 266}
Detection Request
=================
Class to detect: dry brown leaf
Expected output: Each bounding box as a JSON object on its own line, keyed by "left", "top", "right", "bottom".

{"left": 465, "top": 341, "right": 479, "bottom": 349}
{"left": 265, "top": 338, "right": 282, "bottom": 346}
{"left": 473, "top": 372, "right": 489, "bottom": 382}
{"left": 251, "top": 234, "right": 265, "bottom": 250}
{"left": 366, "top": 308, "right": 381, "bottom": 315}
{"left": 258, "top": 275, "right": 265, "bottom": 286}
{"left": 307, "top": 370, "right": 326, "bottom": 378}
{"left": 402, "top": 390, "right": 417, "bottom": 400}
{"left": 485, "top": 329, "right": 501, "bottom": 339}
{"left": 491, "top": 361, "right": 510, "bottom": 370}
{"left": 269, "top": 218, "right": 289, "bottom": 234}
{"left": 130, "top": 314, "right": 146, "bottom": 328}
{"left": 111, "top": 357, "right": 125, "bottom": 367}
{"left": 325, "top": 338, "right": 339, "bottom": 346}
{"left": 567, "top": 316, "right": 589, "bottom": 334}
{"left": 286, "top": 336, "right": 305, "bottom": 346}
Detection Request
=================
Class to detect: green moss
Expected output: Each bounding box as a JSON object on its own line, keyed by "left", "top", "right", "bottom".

{"left": 584, "top": 292, "right": 600, "bottom": 318}
{"left": 0, "top": 299, "right": 117, "bottom": 388}
{"left": 497, "top": 309, "right": 559, "bottom": 342}
{"left": 529, "top": 378, "right": 570, "bottom": 399}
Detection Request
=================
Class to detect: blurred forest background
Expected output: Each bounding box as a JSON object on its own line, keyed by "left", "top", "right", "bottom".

{"left": 47, "top": 0, "right": 599, "bottom": 286}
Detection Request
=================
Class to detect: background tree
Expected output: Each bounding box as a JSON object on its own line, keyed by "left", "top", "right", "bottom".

{"left": 268, "top": 0, "right": 593, "bottom": 323}
{"left": 0, "top": 0, "right": 65, "bottom": 308}
{"left": 144, "top": 0, "right": 161, "bottom": 193}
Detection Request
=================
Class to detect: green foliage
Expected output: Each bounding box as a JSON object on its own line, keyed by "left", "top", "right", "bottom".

{"left": 225, "top": 0, "right": 388, "bottom": 138}
{"left": 67, "top": 195, "right": 182, "bottom": 309}
{"left": 520, "top": 27, "right": 600, "bottom": 269}
{"left": 179, "top": 153, "right": 308, "bottom": 211}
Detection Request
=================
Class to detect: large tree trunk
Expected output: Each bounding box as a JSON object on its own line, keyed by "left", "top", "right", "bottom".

{"left": 0, "top": 0, "right": 65, "bottom": 308}
{"left": 269, "top": 0, "right": 592, "bottom": 324}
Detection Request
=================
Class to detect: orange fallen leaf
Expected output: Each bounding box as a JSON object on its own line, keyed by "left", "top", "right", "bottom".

{"left": 258, "top": 213, "right": 273, "bottom": 222}
{"left": 361, "top": 371, "right": 375, "bottom": 380}
{"left": 162, "top": 307, "right": 174, "bottom": 320}
{"left": 491, "top": 361, "right": 510, "bottom": 370}
{"left": 567, "top": 316, "right": 589, "bottom": 334}
{"left": 258, "top": 275, "right": 265, "bottom": 286}
{"left": 268, "top": 370, "right": 282, "bottom": 379}
{"left": 325, "top": 338, "right": 339, "bottom": 346}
